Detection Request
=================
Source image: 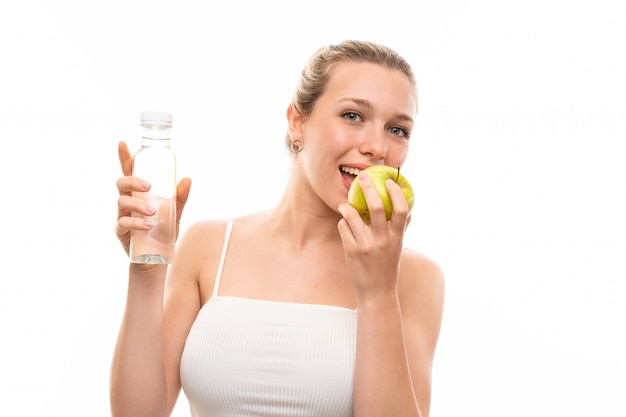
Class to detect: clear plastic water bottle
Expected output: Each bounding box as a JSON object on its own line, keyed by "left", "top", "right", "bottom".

{"left": 130, "top": 111, "right": 177, "bottom": 264}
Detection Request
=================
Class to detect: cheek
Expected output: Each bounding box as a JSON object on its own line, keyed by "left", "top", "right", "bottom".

{"left": 310, "top": 124, "right": 348, "bottom": 154}
{"left": 386, "top": 142, "right": 410, "bottom": 167}
{"left": 317, "top": 119, "right": 342, "bottom": 140}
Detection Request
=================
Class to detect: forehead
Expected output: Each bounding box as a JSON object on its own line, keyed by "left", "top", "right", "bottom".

{"left": 323, "top": 61, "right": 417, "bottom": 114}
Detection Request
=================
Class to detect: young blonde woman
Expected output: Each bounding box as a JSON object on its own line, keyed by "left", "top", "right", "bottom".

{"left": 111, "top": 40, "right": 445, "bottom": 417}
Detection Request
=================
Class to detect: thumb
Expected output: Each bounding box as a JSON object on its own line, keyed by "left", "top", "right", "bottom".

{"left": 175, "top": 177, "right": 192, "bottom": 223}
{"left": 118, "top": 141, "right": 133, "bottom": 177}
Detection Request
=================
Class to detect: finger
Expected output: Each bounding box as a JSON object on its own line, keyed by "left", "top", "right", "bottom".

{"left": 116, "top": 175, "right": 151, "bottom": 196}
{"left": 338, "top": 201, "right": 378, "bottom": 250}
{"left": 118, "top": 141, "right": 133, "bottom": 177}
{"left": 114, "top": 193, "right": 156, "bottom": 246}
{"left": 114, "top": 200, "right": 156, "bottom": 244}
{"left": 337, "top": 204, "right": 358, "bottom": 247}
{"left": 117, "top": 194, "right": 157, "bottom": 225}
{"left": 176, "top": 177, "right": 192, "bottom": 206}
{"left": 175, "top": 177, "right": 192, "bottom": 223}
{"left": 115, "top": 216, "right": 154, "bottom": 238}
{"left": 358, "top": 173, "right": 387, "bottom": 229}
{"left": 386, "top": 179, "right": 410, "bottom": 230}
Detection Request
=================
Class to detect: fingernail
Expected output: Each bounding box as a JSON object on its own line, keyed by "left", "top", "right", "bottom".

{"left": 140, "top": 181, "right": 150, "bottom": 190}
{"left": 146, "top": 205, "right": 156, "bottom": 215}
{"left": 144, "top": 220, "right": 154, "bottom": 228}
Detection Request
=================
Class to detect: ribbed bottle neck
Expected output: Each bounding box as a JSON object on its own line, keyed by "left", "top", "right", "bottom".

{"left": 141, "top": 136, "right": 171, "bottom": 147}
{"left": 141, "top": 124, "right": 171, "bottom": 147}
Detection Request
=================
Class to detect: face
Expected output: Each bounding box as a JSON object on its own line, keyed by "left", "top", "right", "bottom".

{"left": 288, "top": 61, "right": 417, "bottom": 217}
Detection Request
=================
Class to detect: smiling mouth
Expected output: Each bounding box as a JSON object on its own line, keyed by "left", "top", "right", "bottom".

{"left": 340, "top": 166, "right": 362, "bottom": 184}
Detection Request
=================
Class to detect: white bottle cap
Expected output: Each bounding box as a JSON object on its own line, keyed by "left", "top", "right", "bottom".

{"left": 140, "top": 111, "right": 173, "bottom": 126}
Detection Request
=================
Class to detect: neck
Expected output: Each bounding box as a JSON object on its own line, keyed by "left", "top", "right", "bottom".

{"left": 265, "top": 177, "right": 344, "bottom": 250}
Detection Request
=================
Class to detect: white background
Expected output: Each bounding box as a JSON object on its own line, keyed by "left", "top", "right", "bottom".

{"left": 1, "top": 0, "right": 624, "bottom": 416}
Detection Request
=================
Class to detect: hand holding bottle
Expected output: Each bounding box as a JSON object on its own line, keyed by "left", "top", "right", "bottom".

{"left": 114, "top": 140, "right": 191, "bottom": 261}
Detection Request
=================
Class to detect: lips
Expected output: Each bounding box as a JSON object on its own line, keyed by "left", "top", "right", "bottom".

{"left": 339, "top": 165, "right": 363, "bottom": 186}
{"left": 340, "top": 166, "right": 362, "bottom": 176}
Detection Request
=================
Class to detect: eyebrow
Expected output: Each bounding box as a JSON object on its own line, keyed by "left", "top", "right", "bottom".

{"left": 339, "top": 97, "right": 414, "bottom": 124}
{"left": 341, "top": 97, "right": 374, "bottom": 110}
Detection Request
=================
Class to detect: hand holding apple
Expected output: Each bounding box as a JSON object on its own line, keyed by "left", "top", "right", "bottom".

{"left": 347, "top": 165, "right": 414, "bottom": 224}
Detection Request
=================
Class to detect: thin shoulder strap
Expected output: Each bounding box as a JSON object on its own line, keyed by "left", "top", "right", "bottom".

{"left": 212, "top": 219, "right": 233, "bottom": 298}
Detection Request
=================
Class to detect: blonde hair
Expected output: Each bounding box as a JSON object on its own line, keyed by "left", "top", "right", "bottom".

{"left": 285, "top": 40, "right": 416, "bottom": 152}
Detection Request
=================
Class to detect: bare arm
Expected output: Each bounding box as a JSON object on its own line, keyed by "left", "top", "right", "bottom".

{"left": 109, "top": 142, "right": 195, "bottom": 417}
{"left": 338, "top": 173, "right": 445, "bottom": 417}
{"left": 353, "top": 290, "right": 420, "bottom": 416}
{"left": 398, "top": 252, "right": 445, "bottom": 417}
{"left": 346, "top": 255, "right": 444, "bottom": 417}
{"left": 110, "top": 264, "right": 169, "bottom": 417}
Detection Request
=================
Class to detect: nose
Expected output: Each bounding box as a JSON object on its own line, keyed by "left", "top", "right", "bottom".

{"left": 359, "top": 129, "right": 387, "bottom": 161}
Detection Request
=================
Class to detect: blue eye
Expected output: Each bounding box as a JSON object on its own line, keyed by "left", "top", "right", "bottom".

{"left": 342, "top": 111, "right": 362, "bottom": 122}
{"left": 389, "top": 126, "right": 410, "bottom": 138}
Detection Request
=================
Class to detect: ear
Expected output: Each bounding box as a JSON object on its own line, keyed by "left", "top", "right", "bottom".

{"left": 286, "top": 104, "right": 304, "bottom": 140}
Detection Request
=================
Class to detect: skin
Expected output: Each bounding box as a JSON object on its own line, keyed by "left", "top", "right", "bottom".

{"left": 110, "top": 61, "right": 445, "bottom": 417}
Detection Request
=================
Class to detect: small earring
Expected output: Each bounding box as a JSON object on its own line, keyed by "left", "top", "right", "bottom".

{"left": 290, "top": 139, "right": 304, "bottom": 153}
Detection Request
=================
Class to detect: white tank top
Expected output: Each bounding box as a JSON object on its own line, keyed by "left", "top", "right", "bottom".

{"left": 180, "top": 219, "right": 358, "bottom": 417}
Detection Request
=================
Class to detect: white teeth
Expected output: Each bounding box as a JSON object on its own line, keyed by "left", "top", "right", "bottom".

{"left": 340, "top": 166, "right": 361, "bottom": 176}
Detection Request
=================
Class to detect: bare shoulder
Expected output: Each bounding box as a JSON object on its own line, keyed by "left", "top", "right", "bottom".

{"left": 164, "top": 218, "right": 232, "bottom": 295}
{"left": 179, "top": 218, "right": 231, "bottom": 246}
{"left": 399, "top": 248, "right": 445, "bottom": 297}
{"left": 178, "top": 218, "right": 238, "bottom": 260}
{"left": 173, "top": 219, "right": 232, "bottom": 283}
{"left": 398, "top": 248, "right": 445, "bottom": 350}
{"left": 173, "top": 216, "right": 269, "bottom": 304}
{"left": 176, "top": 212, "right": 268, "bottom": 268}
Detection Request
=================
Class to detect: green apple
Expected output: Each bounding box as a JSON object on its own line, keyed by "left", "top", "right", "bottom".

{"left": 347, "top": 165, "right": 414, "bottom": 224}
